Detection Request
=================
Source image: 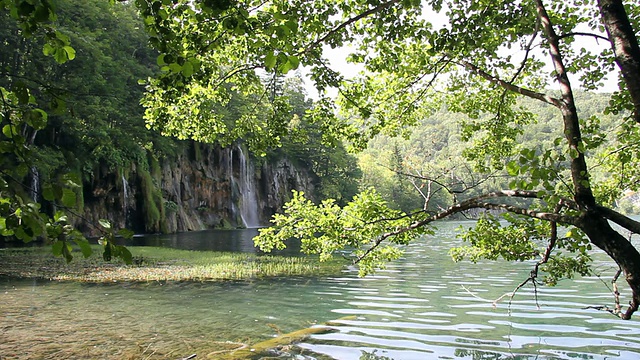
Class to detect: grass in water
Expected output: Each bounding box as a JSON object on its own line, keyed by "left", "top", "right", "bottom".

{"left": 0, "top": 246, "right": 346, "bottom": 282}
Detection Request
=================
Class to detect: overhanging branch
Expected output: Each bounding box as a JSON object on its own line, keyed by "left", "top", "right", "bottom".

{"left": 456, "top": 59, "right": 562, "bottom": 108}
{"left": 356, "top": 190, "right": 577, "bottom": 263}
{"left": 595, "top": 205, "right": 640, "bottom": 234}
{"left": 300, "top": 0, "right": 400, "bottom": 55}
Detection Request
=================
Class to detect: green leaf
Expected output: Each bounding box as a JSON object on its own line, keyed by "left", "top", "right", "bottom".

{"left": 116, "top": 245, "right": 133, "bottom": 264}
{"left": 62, "top": 242, "right": 73, "bottom": 263}
{"left": 265, "top": 52, "right": 276, "bottom": 70}
{"left": 43, "top": 43, "right": 55, "bottom": 56}
{"left": 61, "top": 188, "right": 76, "bottom": 208}
{"left": 569, "top": 147, "right": 580, "bottom": 159}
{"left": 49, "top": 98, "right": 67, "bottom": 114}
{"left": 27, "top": 109, "right": 48, "bottom": 130}
{"left": 14, "top": 226, "right": 29, "bottom": 241}
{"left": 75, "top": 238, "right": 93, "bottom": 258}
{"left": 63, "top": 46, "right": 76, "bottom": 60}
{"left": 98, "top": 219, "right": 112, "bottom": 230}
{"left": 52, "top": 240, "right": 64, "bottom": 256}
{"left": 506, "top": 160, "right": 519, "bottom": 176}
{"left": 54, "top": 48, "right": 67, "bottom": 64}
{"left": 2, "top": 125, "right": 17, "bottom": 138}
{"left": 118, "top": 228, "right": 135, "bottom": 239}
{"left": 181, "top": 60, "right": 194, "bottom": 77}
{"left": 168, "top": 62, "right": 182, "bottom": 73}
{"left": 42, "top": 185, "right": 55, "bottom": 201}
{"left": 157, "top": 54, "right": 166, "bottom": 66}
{"left": 280, "top": 55, "right": 300, "bottom": 73}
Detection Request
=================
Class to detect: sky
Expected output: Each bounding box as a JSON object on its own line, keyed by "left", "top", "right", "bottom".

{"left": 298, "top": 5, "right": 619, "bottom": 100}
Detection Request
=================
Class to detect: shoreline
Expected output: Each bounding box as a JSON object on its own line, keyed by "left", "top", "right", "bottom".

{"left": 0, "top": 246, "right": 346, "bottom": 283}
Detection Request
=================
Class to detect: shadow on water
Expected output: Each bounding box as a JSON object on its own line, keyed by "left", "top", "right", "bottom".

{"left": 116, "top": 228, "right": 302, "bottom": 255}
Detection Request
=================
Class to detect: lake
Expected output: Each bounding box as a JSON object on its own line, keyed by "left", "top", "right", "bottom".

{"left": 1, "top": 221, "right": 639, "bottom": 359}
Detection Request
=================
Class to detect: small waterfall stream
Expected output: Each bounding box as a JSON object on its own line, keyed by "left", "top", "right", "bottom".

{"left": 30, "top": 167, "right": 39, "bottom": 202}
{"left": 121, "top": 174, "right": 130, "bottom": 227}
{"left": 232, "top": 145, "right": 260, "bottom": 228}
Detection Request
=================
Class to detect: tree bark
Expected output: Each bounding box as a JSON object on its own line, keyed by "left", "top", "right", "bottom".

{"left": 536, "top": 0, "right": 595, "bottom": 208}
{"left": 578, "top": 211, "right": 640, "bottom": 319}
{"left": 598, "top": 0, "right": 640, "bottom": 123}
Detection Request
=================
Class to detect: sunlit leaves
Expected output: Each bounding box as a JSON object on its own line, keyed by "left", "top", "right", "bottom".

{"left": 97, "top": 219, "right": 133, "bottom": 264}
{"left": 541, "top": 253, "right": 592, "bottom": 286}
{"left": 46, "top": 212, "right": 93, "bottom": 263}
{"left": 255, "top": 189, "right": 429, "bottom": 275}
{"left": 451, "top": 214, "right": 541, "bottom": 263}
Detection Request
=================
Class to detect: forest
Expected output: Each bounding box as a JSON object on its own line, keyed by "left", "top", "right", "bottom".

{"left": 0, "top": 0, "right": 361, "bottom": 238}
{"left": 2, "top": 0, "right": 640, "bottom": 358}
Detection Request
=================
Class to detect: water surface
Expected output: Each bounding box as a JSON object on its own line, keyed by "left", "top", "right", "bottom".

{"left": 1, "top": 221, "right": 639, "bottom": 359}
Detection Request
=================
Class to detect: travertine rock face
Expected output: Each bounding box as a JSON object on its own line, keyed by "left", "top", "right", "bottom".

{"left": 75, "top": 143, "right": 314, "bottom": 236}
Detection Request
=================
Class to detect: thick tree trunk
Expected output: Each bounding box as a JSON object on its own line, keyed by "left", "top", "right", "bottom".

{"left": 537, "top": 0, "right": 640, "bottom": 319}
{"left": 536, "top": 0, "right": 595, "bottom": 207}
{"left": 579, "top": 211, "right": 640, "bottom": 319}
{"left": 598, "top": 0, "right": 640, "bottom": 123}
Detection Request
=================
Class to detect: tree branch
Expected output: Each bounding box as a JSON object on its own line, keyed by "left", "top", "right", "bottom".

{"left": 455, "top": 58, "right": 562, "bottom": 108}
{"left": 558, "top": 32, "right": 610, "bottom": 42}
{"left": 356, "top": 190, "right": 577, "bottom": 263}
{"left": 300, "top": 0, "right": 400, "bottom": 55}
{"left": 595, "top": 205, "right": 640, "bottom": 234}
{"left": 598, "top": 0, "right": 640, "bottom": 123}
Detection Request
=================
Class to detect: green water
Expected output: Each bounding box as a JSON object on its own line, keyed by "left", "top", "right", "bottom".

{"left": 1, "top": 221, "right": 639, "bottom": 359}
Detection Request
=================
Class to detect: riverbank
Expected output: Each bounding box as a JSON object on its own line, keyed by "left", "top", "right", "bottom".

{"left": 0, "top": 246, "right": 346, "bottom": 282}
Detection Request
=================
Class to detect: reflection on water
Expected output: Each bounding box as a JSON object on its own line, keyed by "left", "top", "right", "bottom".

{"left": 1, "top": 221, "right": 640, "bottom": 359}
{"left": 120, "top": 228, "right": 302, "bottom": 255}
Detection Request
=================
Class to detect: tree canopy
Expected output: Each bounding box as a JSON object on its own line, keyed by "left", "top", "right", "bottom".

{"left": 0, "top": 0, "right": 361, "bottom": 259}
{"left": 132, "top": 0, "right": 640, "bottom": 319}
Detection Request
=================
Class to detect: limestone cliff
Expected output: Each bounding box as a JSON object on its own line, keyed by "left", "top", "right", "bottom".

{"left": 75, "top": 142, "right": 315, "bottom": 236}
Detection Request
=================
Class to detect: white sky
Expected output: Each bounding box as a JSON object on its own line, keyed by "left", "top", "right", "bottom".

{"left": 299, "top": 5, "right": 618, "bottom": 100}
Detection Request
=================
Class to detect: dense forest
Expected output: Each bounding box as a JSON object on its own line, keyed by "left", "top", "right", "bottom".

{"left": 359, "top": 92, "right": 638, "bottom": 214}
{"left": 0, "top": 0, "right": 360, "bottom": 237}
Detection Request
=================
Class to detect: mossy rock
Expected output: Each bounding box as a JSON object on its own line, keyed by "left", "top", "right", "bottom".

{"left": 211, "top": 326, "right": 335, "bottom": 359}
{"left": 210, "top": 316, "right": 357, "bottom": 359}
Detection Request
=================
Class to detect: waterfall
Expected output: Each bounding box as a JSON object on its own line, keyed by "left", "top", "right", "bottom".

{"left": 234, "top": 145, "right": 260, "bottom": 228}
{"left": 30, "top": 166, "right": 39, "bottom": 202}
{"left": 122, "top": 174, "right": 129, "bottom": 226}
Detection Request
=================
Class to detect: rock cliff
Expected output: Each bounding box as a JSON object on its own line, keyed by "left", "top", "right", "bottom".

{"left": 75, "top": 142, "right": 314, "bottom": 236}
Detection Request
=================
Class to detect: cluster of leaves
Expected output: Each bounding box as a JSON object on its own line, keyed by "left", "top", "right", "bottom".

{"left": 0, "top": 0, "right": 151, "bottom": 263}
{"left": 540, "top": 253, "right": 592, "bottom": 286}
{"left": 450, "top": 214, "right": 542, "bottom": 263}
{"left": 255, "top": 189, "right": 431, "bottom": 275}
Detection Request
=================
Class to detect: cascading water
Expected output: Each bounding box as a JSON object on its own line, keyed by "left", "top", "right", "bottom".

{"left": 121, "top": 174, "right": 130, "bottom": 226}
{"left": 233, "top": 145, "right": 260, "bottom": 228}
{"left": 30, "top": 166, "right": 39, "bottom": 202}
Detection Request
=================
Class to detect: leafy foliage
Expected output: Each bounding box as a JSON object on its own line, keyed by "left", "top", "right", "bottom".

{"left": 256, "top": 189, "right": 431, "bottom": 275}
{"left": 1, "top": 0, "right": 363, "bottom": 261}
{"left": 451, "top": 214, "right": 541, "bottom": 263}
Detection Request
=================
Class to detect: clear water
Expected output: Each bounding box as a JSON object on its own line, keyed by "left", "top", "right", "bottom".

{"left": 2, "top": 221, "right": 640, "bottom": 359}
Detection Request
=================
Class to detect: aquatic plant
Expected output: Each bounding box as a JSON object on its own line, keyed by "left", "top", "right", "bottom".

{"left": 0, "top": 246, "right": 345, "bottom": 282}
